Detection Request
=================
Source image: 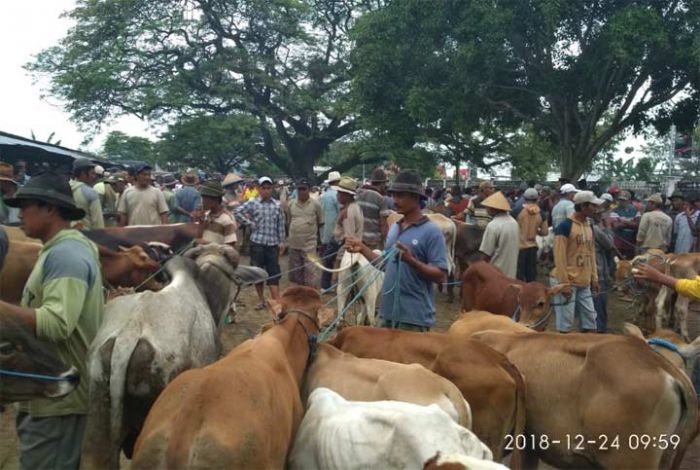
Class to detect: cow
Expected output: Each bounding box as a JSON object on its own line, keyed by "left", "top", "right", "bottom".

{"left": 449, "top": 311, "right": 532, "bottom": 337}
{"left": 81, "top": 245, "right": 267, "bottom": 469}
{"left": 0, "top": 240, "right": 40, "bottom": 304}
{"left": 461, "top": 261, "right": 567, "bottom": 330}
{"left": 464, "top": 329, "right": 699, "bottom": 469}
{"left": 289, "top": 388, "right": 495, "bottom": 470}
{"left": 0, "top": 225, "right": 7, "bottom": 270}
{"left": 654, "top": 252, "right": 700, "bottom": 341}
{"left": 424, "top": 452, "right": 509, "bottom": 470}
{"left": 2, "top": 224, "right": 40, "bottom": 244}
{"left": 616, "top": 250, "right": 667, "bottom": 334}
{"left": 102, "top": 223, "right": 200, "bottom": 253}
{"left": 131, "top": 286, "right": 321, "bottom": 469}
{"left": 304, "top": 343, "right": 472, "bottom": 428}
{"left": 0, "top": 315, "right": 79, "bottom": 403}
{"left": 330, "top": 326, "right": 526, "bottom": 465}
{"left": 535, "top": 226, "right": 554, "bottom": 271}
{"left": 622, "top": 322, "right": 700, "bottom": 377}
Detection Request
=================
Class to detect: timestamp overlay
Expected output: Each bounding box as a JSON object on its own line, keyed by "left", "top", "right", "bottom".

{"left": 505, "top": 434, "right": 682, "bottom": 452}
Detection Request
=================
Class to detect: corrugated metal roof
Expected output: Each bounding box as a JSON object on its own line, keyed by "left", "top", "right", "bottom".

{"left": 0, "top": 130, "right": 96, "bottom": 159}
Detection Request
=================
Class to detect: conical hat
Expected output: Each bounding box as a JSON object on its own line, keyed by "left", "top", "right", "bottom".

{"left": 481, "top": 191, "right": 511, "bottom": 212}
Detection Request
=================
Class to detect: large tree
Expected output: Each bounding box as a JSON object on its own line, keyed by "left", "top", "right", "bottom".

{"left": 28, "top": 0, "right": 383, "bottom": 180}
{"left": 101, "top": 131, "right": 156, "bottom": 163}
{"left": 352, "top": 0, "right": 699, "bottom": 180}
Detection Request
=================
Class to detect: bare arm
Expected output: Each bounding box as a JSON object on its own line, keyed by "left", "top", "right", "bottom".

{"left": 0, "top": 301, "right": 37, "bottom": 333}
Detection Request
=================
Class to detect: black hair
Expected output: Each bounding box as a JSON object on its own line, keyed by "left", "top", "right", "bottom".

{"left": 31, "top": 200, "right": 75, "bottom": 221}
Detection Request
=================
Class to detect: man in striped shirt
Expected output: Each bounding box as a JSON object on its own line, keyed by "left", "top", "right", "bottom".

{"left": 234, "top": 176, "right": 286, "bottom": 308}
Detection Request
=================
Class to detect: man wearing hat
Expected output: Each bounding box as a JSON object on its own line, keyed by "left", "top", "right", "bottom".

{"left": 0, "top": 161, "right": 20, "bottom": 224}
{"left": 668, "top": 191, "right": 685, "bottom": 225}
{"left": 551, "top": 183, "right": 578, "bottom": 230}
{"left": 320, "top": 171, "right": 342, "bottom": 290}
{"left": 234, "top": 176, "right": 286, "bottom": 307}
{"left": 346, "top": 170, "right": 447, "bottom": 331}
{"left": 455, "top": 180, "right": 495, "bottom": 228}
{"left": 610, "top": 190, "right": 639, "bottom": 259}
{"left": 550, "top": 190, "right": 602, "bottom": 333}
{"left": 159, "top": 174, "right": 178, "bottom": 223}
{"left": 356, "top": 167, "right": 390, "bottom": 250}
{"left": 198, "top": 180, "right": 238, "bottom": 247}
{"left": 222, "top": 173, "right": 243, "bottom": 210}
{"left": 70, "top": 158, "right": 104, "bottom": 229}
{"left": 673, "top": 194, "right": 700, "bottom": 254}
{"left": 516, "top": 188, "right": 549, "bottom": 282}
{"left": 117, "top": 164, "right": 169, "bottom": 226}
{"left": 333, "top": 176, "right": 364, "bottom": 255}
{"left": 478, "top": 191, "right": 519, "bottom": 278}
{"left": 637, "top": 193, "right": 672, "bottom": 252}
{"left": 174, "top": 171, "right": 202, "bottom": 223}
{"left": 0, "top": 172, "right": 104, "bottom": 469}
{"left": 287, "top": 178, "right": 324, "bottom": 287}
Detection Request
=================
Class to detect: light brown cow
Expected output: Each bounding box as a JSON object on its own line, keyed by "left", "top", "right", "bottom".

{"left": 654, "top": 252, "right": 700, "bottom": 341}
{"left": 464, "top": 329, "right": 698, "bottom": 469}
{"left": 329, "top": 326, "right": 526, "bottom": 466}
{"left": 131, "top": 286, "right": 321, "bottom": 469}
{"left": 622, "top": 322, "right": 700, "bottom": 376}
{"left": 304, "top": 343, "right": 472, "bottom": 428}
{"left": 616, "top": 250, "right": 667, "bottom": 334}
{"left": 461, "top": 261, "right": 566, "bottom": 330}
{"left": 0, "top": 240, "right": 40, "bottom": 304}
{"left": 449, "top": 311, "right": 532, "bottom": 337}
{"left": 2, "top": 225, "right": 40, "bottom": 243}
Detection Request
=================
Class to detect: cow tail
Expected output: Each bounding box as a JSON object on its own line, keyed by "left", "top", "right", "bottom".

{"left": 450, "top": 221, "right": 457, "bottom": 277}
{"left": 503, "top": 359, "right": 527, "bottom": 470}
{"left": 665, "top": 363, "right": 699, "bottom": 469}
{"left": 109, "top": 334, "right": 141, "bottom": 453}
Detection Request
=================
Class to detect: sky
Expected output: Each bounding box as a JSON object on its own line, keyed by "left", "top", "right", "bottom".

{"left": 0, "top": 0, "right": 647, "bottom": 170}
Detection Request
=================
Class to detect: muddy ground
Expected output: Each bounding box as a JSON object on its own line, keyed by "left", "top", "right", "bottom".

{"left": 1, "top": 254, "right": 699, "bottom": 469}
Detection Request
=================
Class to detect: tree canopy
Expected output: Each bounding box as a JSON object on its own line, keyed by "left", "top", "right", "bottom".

{"left": 101, "top": 131, "right": 156, "bottom": 163}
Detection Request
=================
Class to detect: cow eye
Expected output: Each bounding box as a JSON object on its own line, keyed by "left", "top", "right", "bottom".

{"left": 537, "top": 301, "right": 546, "bottom": 307}
{"left": 0, "top": 342, "right": 16, "bottom": 356}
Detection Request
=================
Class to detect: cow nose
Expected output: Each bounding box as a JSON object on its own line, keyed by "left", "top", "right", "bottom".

{"left": 60, "top": 366, "right": 80, "bottom": 385}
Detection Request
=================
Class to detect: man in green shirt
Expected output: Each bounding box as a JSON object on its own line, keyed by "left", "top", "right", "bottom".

{"left": 0, "top": 172, "right": 105, "bottom": 470}
{"left": 69, "top": 158, "right": 104, "bottom": 229}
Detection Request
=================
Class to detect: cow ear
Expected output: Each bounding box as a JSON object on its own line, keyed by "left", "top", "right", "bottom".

{"left": 621, "top": 322, "right": 645, "bottom": 340}
{"left": 267, "top": 299, "right": 282, "bottom": 317}
{"left": 547, "top": 284, "right": 569, "bottom": 297}
{"left": 506, "top": 284, "right": 523, "bottom": 300}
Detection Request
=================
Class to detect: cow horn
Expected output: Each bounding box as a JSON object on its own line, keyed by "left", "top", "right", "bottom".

{"left": 222, "top": 244, "right": 240, "bottom": 267}
{"left": 621, "top": 322, "right": 645, "bottom": 340}
{"left": 232, "top": 265, "right": 268, "bottom": 286}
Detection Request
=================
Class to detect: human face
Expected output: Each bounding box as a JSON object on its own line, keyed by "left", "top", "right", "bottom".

{"left": 579, "top": 202, "right": 597, "bottom": 218}
{"left": 81, "top": 168, "right": 97, "bottom": 186}
{"left": 672, "top": 198, "right": 684, "bottom": 210}
{"left": 135, "top": 170, "right": 152, "bottom": 188}
{"left": 202, "top": 195, "right": 219, "bottom": 211}
{"left": 481, "top": 186, "right": 495, "bottom": 198}
{"left": 392, "top": 191, "right": 420, "bottom": 214}
{"left": 18, "top": 201, "right": 53, "bottom": 239}
{"left": 259, "top": 183, "right": 273, "bottom": 199}
{"left": 1, "top": 180, "right": 17, "bottom": 196}
{"left": 297, "top": 186, "right": 309, "bottom": 201}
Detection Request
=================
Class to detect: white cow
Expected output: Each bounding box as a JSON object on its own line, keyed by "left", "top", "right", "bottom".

{"left": 336, "top": 250, "right": 384, "bottom": 326}
{"left": 389, "top": 211, "right": 457, "bottom": 277}
{"left": 81, "top": 245, "right": 267, "bottom": 469}
{"left": 288, "top": 388, "right": 494, "bottom": 470}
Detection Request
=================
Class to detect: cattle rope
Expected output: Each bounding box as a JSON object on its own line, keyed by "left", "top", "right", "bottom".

{"left": 130, "top": 239, "right": 197, "bottom": 291}
{"left": 0, "top": 369, "right": 79, "bottom": 383}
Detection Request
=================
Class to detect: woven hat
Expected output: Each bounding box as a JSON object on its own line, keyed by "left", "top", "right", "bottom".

{"left": 336, "top": 176, "right": 359, "bottom": 195}
{"left": 5, "top": 172, "right": 85, "bottom": 220}
{"left": 181, "top": 171, "right": 199, "bottom": 186}
{"left": 645, "top": 193, "right": 663, "bottom": 205}
{"left": 481, "top": 191, "right": 512, "bottom": 212}
{"left": 478, "top": 181, "right": 494, "bottom": 190}
{"left": 0, "top": 162, "right": 17, "bottom": 186}
{"left": 325, "top": 171, "right": 341, "bottom": 184}
{"left": 370, "top": 168, "right": 388, "bottom": 183}
{"left": 162, "top": 174, "right": 177, "bottom": 187}
{"left": 200, "top": 180, "right": 224, "bottom": 198}
{"left": 222, "top": 173, "right": 243, "bottom": 187}
{"left": 388, "top": 170, "right": 426, "bottom": 199}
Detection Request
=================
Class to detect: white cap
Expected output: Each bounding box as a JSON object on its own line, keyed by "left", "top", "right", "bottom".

{"left": 600, "top": 193, "right": 613, "bottom": 202}
{"left": 560, "top": 183, "right": 578, "bottom": 194}
{"left": 258, "top": 176, "right": 273, "bottom": 185}
{"left": 94, "top": 165, "right": 105, "bottom": 176}
{"left": 574, "top": 190, "right": 604, "bottom": 205}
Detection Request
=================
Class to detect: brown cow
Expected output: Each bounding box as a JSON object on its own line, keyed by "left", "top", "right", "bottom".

{"left": 131, "top": 286, "right": 321, "bottom": 469}
{"left": 654, "top": 252, "right": 700, "bottom": 341}
{"left": 616, "top": 250, "right": 667, "bottom": 334}
{"left": 330, "top": 326, "right": 526, "bottom": 466}
{"left": 464, "top": 329, "right": 698, "bottom": 469}
{"left": 0, "top": 240, "right": 40, "bottom": 304}
{"left": 449, "top": 311, "right": 532, "bottom": 337}
{"left": 461, "top": 261, "right": 566, "bottom": 330}
{"left": 622, "top": 322, "right": 700, "bottom": 376}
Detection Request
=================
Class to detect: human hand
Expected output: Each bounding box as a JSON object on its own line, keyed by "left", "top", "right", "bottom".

{"left": 279, "top": 243, "right": 286, "bottom": 255}
{"left": 395, "top": 241, "right": 416, "bottom": 265}
{"left": 591, "top": 280, "right": 600, "bottom": 295}
{"left": 344, "top": 237, "right": 364, "bottom": 253}
{"left": 632, "top": 263, "right": 663, "bottom": 283}
{"left": 560, "top": 284, "right": 573, "bottom": 299}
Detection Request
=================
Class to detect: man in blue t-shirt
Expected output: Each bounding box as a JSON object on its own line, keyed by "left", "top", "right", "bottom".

{"left": 345, "top": 170, "right": 447, "bottom": 331}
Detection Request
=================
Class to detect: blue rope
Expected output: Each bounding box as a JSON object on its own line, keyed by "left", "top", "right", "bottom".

{"left": 648, "top": 338, "right": 680, "bottom": 354}
{"left": 0, "top": 369, "right": 78, "bottom": 382}
{"left": 322, "top": 247, "right": 397, "bottom": 306}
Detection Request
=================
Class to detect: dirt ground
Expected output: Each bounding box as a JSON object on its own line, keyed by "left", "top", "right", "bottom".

{"left": 1, "top": 254, "right": 699, "bottom": 469}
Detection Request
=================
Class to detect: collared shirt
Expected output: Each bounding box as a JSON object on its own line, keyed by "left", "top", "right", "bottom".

{"left": 19, "top": 229, "right": 104, "bottom": 417}
{"left": 674, "top": 211, "right": 699, "bottom": 254}
{"left": 70, "top": 180, "right": 104, "bottom": 229}
{"left": 551, "top": 199, "right": 575, "bottom": 230}
{"left": 320, "top": 188, "right": 339, "bottom": 244}
{"left": 202, "top": 209, "right": 238, "bottom": 245}
{"left": 479, "top": 213, "right": 520, "bottom": 278}
{"left": 380, "top": 218, "right": 448, "bottom": 327}
{"left": 287, "top": 198, "right": 323, "bottom": 251}
{"left": 356, "top": 187, "right": 390, "bottom": 247}
{"left": 234, "top": 197, "right": 286, "bottom": 246}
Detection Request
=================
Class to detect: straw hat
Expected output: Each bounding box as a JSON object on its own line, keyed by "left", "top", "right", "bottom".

{"left": 481, "top": 191, "right": 512, "bottom": 212}
{"left": 0, "top": 162, "right": 17, "bottom": 186}
{"left": 222, "top": 173, "right": 243, "bottom": 187}
{"left": 181, "top": 171, "right": 200, "bottom": 186}
{"left": 324, "top": 171, "right": 341, "bottom": 184}
{"left": 200, "top": 180, "right": 224, "bottom": 198}
{"left": 336, "top": 176, "right": 359, "bottom": 195}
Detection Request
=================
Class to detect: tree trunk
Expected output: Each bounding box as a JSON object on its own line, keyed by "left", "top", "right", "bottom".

{"left": 558, "top": 146, "right": 595, "bottom": 181}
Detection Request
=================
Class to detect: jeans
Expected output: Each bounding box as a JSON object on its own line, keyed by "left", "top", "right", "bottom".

{"left": 320, "top": 241, "right": 341, "bottom": 290}
{"left": 517, "top": 247, "right": 538, "bottom": 282}
{"left": 549, "top": 278, "right": 597, "bottom": 332}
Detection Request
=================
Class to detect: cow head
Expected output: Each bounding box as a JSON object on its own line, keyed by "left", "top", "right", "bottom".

{"left": 507, "top": 283, "right": 568, "bottom": 330}
{"left": 0, "top": 315, "right": 79, "bottom": 403}
{"left": 118, "top": 246, "right": 161, "bottom": 288}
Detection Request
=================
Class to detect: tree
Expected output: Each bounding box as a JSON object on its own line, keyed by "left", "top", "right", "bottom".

{"left": 506, "top": 126, "right": 557, "bottom": 182}
{"left": 27, "top": 0, "right": 382, "bottom": 180}
{"left": 101, "top": 131, "right": 156, "bottom": 163}
{"left": 351, "top": 0, "right": 699, "bottom": 180}
{"left": 30, "top": 130, "right": 62, "bottom": 146}
{"left": 158, "top": 114, "right": 262, "bottom": 174}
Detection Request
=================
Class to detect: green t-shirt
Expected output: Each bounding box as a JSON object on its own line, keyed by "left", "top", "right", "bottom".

{"left": 19, "top": 229, "right": 104, "bottom": 417}
{"left": 70, "top": 180, "right": 105, "bottom": 229}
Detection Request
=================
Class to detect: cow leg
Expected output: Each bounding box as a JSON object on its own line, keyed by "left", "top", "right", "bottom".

{"left": 447, "top": 272, "right": 454, "bottom": 303}
{"left": 675, "top": 295, "right": 691, "bottom": 342}
{"left": 655, "top": 286, "right": 673, "bottom": 331}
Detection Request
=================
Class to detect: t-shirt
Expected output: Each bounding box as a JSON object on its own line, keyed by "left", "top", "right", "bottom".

{"left": 202, "top": 209, "right": 238, "bottom": 245}
{"left": 637, "top": 210, "right": 672, "bottom": 251}
{"left": 479, "top": 213, "right": 520, "bottom": 278}
{"left": 70, "top": 180, "right": 104, "bottom": 229}
{"left": 612, "top": 204, "right": 639, "bottom": 238}
{"left": 356, "top": 188, "right": 390, "bottom": 248}
{"left": 287, "top": 198, "right": 324, "bottom": 251}
{"left": 117, "top": 185, "right": 169, "bottom": 226}
{"left": 551, "top": 216, "right": 598, "bottom": 287}
{"left": 333, "top": 201, "right": 364, "bottom": 243}
{"left": 174, "top": 186, "right": 202, "bottom": 223}
{"left": 380, "top": 218, "right": 448, "bottom": 327}
{"left": 517, "top": 203, "right": 548, "bottom": 249}
{"left": 320, "top": 188, "right": 339, "bottom": 244}
{"left": 19, "top": 229, "right": 104, "bottom": 417}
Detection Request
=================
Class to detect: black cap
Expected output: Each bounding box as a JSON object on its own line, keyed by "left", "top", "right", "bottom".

{"left": 134, "top": 163, "right": 153, "bottom": 174}
{"left": 5, "top": 172, "right": 86, "bottom": 220}
{"left": 73, "top": 158, "right": 96, "bottom": 171}
{"left": 296, "top": 178, "right": 310, "bottom": 188}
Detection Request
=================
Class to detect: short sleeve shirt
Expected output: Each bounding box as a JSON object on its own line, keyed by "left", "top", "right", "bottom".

{"left": 117, "top": 186, "right": 169, "bottom": 225}
{"left": 287, "top": 198, "right": 324, "bottom": 251}
{"left": 333, "top": 202, "right": 364, "bottom": 243}
{"left": 356, "top": 188, "right": 390, "bottom": 247}
{"left": 380, "top": 218, "right": 448, "bottom": 327}
{"left": 202, "top": 209, "right": 238, "bottom": 245}
{"left": 479, "top": 213, "right": 520, "bottom": 278}
{"left": 174, "top": 186, "right": 202, "bottom": 223}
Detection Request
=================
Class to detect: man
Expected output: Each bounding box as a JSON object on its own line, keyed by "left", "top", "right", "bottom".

{"left": 70, "top": 158, "right": 104, "bottom": 229}
{"left": 333, "top": 176, "right": 364, "bottom": 259}
{"left": 117, "top": 164, "right": 169, "bottom": 226}
{"left": 0, "top": 172, "right": 104, "bottom": 469}
{"left": 455, "top": 180, "right": 495, "bottom": 227}
{"left": 551, "top": 183, "right": 578, "bottom": 230}
{"left": 637, "top": 193, "right": 672, "bottom": 252}
{"left": 446, "top": 185, "right": 469, "bottom": 218}
{"left": 516, "top": 188, "right": 548, "bottom": 282}
{"left": 550, "top": 190, "right": 602, "bottom": 333}
{"left": 478, "top": 191, "right": 519, "bottom": 278}
{"left": 592, "top": 205, "right": 615, "bottom": 333}
{"left": 14, "top": 159, "right": 30, "bottom": 186}
{"left": 668, "top": 191, "right": 685, "bottom": 228}
{"left": 199, "top": 180, "right": 237, "bottom": 247}
{"left": 0, "top": 161, "right": 20, "bottom": 224}
{"left": 287, "top": 179, "right": 323, "bottom": 287}
{"left": 174, "top": 171, "right": 202, "bottom": 223}
{"left": 345, "top": 169, "right": 447, "bottom": 331}
{"left": 610, "top": 190, "right": 639, "bottom": 259}
{"left": 356, "top": 168, "right": 390, "bottom": 249}
{"left": 234, "top": 176, "right": 286, "bottom": 307}
{"left": 161, "top": 174, "right": 178, "bottom": 223}
{"left": 673, "top": 195, "right": 697, "bottom": 254}
{"left": 222, "top": 173, "right": 243, "bottom": 211}
{"left": 320, "top": 171, "right": 341, "bottom": 291}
